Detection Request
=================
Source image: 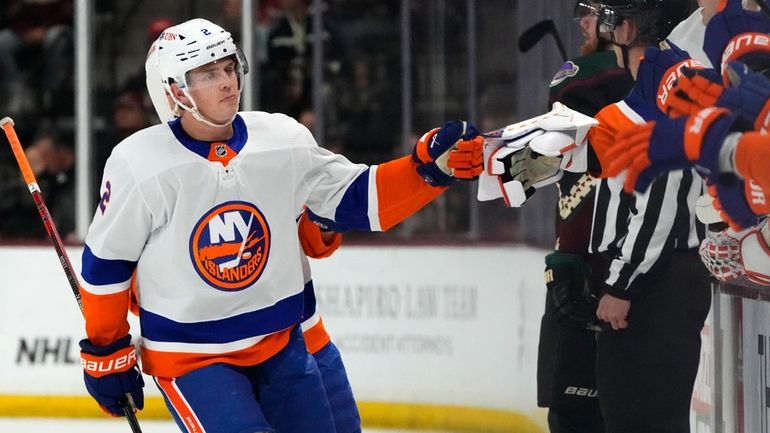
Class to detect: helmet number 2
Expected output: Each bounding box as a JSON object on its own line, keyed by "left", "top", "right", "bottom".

{"left": 201, "top": 28, "right": 211, "bottom": 36}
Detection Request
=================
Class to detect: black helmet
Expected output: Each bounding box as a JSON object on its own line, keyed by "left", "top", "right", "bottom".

{"left": 598, "top": 0, "right": 692, "bottom": 46}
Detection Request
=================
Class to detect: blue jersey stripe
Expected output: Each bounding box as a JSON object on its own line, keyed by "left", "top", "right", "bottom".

{"left": 81, "top": 245, "right": 137, "bottom": 285}
{"left": 625, "top": 85, "right": 665, "bottom": 122}
{"left": 333, "top": 169, "right": 371, "bottom": 231}
{"left": 302, "top": 280, "right": 316, "bottom": 320}
{"left": 139, "top": 290, "right": 304, "bottom": 344}
{"left": 168, "top": 114, "right": 249, "bottom": 158}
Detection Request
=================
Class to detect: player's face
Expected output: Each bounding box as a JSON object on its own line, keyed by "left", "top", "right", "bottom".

{"left": 186, "top": 57, "right": 241, "bottom": 123}
{"left": 574, "top": 1, "right": 599, "bottom": 39}
{"left": 574, "top": 1, "right": 601, "bottom": 54}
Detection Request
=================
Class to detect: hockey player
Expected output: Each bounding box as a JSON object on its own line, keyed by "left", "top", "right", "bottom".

{"left": 144, "top": 43, "right": 362, "bottom": 432}
{"left": 77, "top": 18, "right": 482, "bottom": 433}
{"left": 536, "top": 2, "right": 633, "bottom": 433}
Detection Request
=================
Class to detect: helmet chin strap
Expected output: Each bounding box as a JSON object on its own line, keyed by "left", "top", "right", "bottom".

{"left": 171, "top": 88, "right": 241, "bottom": 129}
{"left": 605, "top": 31, "right": 633, "bottom": 77}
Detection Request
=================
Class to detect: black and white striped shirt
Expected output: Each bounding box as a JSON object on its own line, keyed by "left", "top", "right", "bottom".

{"left": 589, "top": 100, "right": 705, "bottom": 299}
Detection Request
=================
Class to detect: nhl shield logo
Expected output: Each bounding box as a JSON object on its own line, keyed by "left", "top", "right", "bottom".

{"left": 215, "top": 143, "right": 227, "bottom": 158}
{"left": 189, "top": 201, "right": 271, "bottom": 291}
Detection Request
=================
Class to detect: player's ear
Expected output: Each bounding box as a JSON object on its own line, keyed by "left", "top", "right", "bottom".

{"left": 170, "top": 83, "right": 190, "bottom": 106}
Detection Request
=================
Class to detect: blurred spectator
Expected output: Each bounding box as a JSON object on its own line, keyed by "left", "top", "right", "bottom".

{"left": 0, "top": 0, "right": 74, "bottom": 124}
{"left": 261, "top": 0, "right": 342, "bottom": 121}
{"left": 146, "top": 17, "right": 174, "bottom": 43}
{"left": 338, "top": 59, "right": 397, "bottom": 164}
{"left": 0, "top": 127, "right": 75, "bottom": 240}
{"left": 119, "top": 16, "right": 174, "bottom": 97}
{"left": 93, "top": 89, "right": 152, "bottom": 192}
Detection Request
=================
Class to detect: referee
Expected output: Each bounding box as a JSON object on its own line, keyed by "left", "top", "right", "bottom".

{"left": 585, "top": 1, "right": 711, "bottom": 432}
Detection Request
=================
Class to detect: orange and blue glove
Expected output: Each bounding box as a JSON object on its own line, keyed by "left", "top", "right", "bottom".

{"left": 605, "top": 107, "right": 736, "bottom": 193}
{"left": 80, "top": 335, "right": 144, "bottom": 416}
{"left": 665, "top": 67, "right": 723, "bottom": 117}
{"left": 412, "top": 120, "right": 483, "bottom": 186}
{"left": 708, "top": 178, "right": 770, "bottom": 230}
{"left": 634, "top": 44, "right": 706, "bottom": 116}
{"left": 667, "top": 62, "right": 770, "bottom": 131}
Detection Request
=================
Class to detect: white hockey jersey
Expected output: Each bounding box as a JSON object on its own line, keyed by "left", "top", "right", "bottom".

{"left": 80, "top": 112, "right": 443, "bottom": 378}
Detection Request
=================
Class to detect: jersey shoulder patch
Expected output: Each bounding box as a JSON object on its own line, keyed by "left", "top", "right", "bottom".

{"left": 550, "top": 61, "right": 580, "bottom": 87}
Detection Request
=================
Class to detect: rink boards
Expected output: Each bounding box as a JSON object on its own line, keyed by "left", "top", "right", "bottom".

{"left": 0, "top": 245, "right": 549, "bottom": 432}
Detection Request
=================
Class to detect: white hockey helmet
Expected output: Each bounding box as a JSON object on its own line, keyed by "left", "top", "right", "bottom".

{"left": 145, "top": 40, "right": 177, "bottom": 123}
{"left": 153, "top": 18, "right": 249, "bottom": 127}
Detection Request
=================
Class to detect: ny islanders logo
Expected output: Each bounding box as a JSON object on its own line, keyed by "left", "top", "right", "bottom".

{"left": 189, "top": 201, "right": 270, "bottom": 291}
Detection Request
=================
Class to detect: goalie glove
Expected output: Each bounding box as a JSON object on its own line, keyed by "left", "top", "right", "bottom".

{"left": 412, "top": 121, "right": 484, "bottom": 186}
{"left": 477, "top": 102, "right": 598, "bottom": 206}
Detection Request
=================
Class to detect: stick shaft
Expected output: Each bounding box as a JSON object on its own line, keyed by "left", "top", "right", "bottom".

{"left": 0, "top": 117, "right": 143, "bottom": 433}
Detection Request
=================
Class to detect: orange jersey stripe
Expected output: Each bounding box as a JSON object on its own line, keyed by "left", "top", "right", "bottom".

{"left": 376, "top": 156, "right": 446, "bottom": 231}
{"left": 142, "top": 327, "right": 293, "bottom": 378}
{"left": 303, "top": 318, "right": 331, "bottom": 355}
{"left": 590, "top": 104, "right": 640, "bottom": 177}
{"left": 156, "top": 377, "right": 205, "bottom": 433}
{"left": 128, "top": 271, "right": 139, "bottom": 317}
{"left": 80, "top": 288, "right": 130, "bottom": 346}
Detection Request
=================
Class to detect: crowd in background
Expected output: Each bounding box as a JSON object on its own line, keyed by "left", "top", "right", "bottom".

{"left": 0, "top": 0, "right": 514, "bottom": 242}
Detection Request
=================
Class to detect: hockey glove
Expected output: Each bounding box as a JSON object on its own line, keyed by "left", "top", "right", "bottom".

{"left": 707, "top": 177, "right": 770, "bottom": 231}
{"left": 412, "top": 120, "right": 483, "bottom": 186}
{"left": 544, "top": 252, "right": 601, "bottom": 331}
{"left": 605, "top": 107, "right": 735, "bottom": 193}
{"left": 666, "top": 67, "right": 724, "bottom": 118}
{"left": 80, "top": 335, "right": 144, "bottom": 416}
{"left": 668, "top": 62, "right": 770, "bottom": 131}
{"left": 633, "top": 44, "right": 707, "bottom": 117}
{"left": 493, "top": 146, "right": 564, "bottom": 205}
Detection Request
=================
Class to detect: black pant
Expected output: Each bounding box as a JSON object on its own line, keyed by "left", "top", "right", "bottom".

{"left": 596, "top": 250, "right": 711, "bottom": 433}
{"left": 538, "top": 298, "right": 604, "bottom": 433}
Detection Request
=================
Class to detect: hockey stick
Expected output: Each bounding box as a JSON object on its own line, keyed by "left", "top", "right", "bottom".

{"left": 0, "top": 117, "right": 143, "bottom": 433}
{"left": 518, "top": 19, "right": 568, "bottom": 62}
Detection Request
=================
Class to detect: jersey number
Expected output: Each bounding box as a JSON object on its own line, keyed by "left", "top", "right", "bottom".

{"left": 99, "top": 181, "right": 112, "bottom": 214}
